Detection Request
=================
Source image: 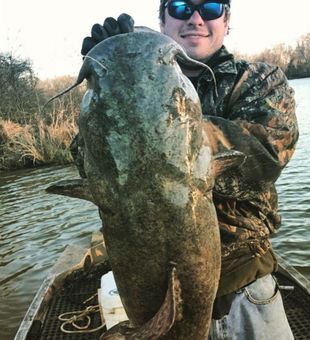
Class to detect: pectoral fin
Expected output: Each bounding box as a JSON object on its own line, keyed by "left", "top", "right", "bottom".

{"left": 46, "top": 178, "right": 96, "bottom": 203}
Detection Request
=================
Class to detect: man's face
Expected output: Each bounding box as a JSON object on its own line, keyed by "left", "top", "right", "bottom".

{"left": 160, "top": 0, "right": 230, "bottom": 61}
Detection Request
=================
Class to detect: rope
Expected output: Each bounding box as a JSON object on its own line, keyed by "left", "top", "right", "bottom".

{"left": 58, "top": 304, "right": 106, "bottom": 334}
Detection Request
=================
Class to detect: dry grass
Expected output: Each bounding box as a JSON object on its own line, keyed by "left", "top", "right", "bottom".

{"left": 0, "top": 111, "right": 78, "bottom": 170}
{"left": 0, "top": 75, "right": 84, "bottom": 170}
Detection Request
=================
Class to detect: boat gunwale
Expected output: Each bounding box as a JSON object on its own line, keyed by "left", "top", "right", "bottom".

{"left": 276, "top": 255, "right": 310, "bottom": 294}
{"left": 14, "top": 244, "right": 88, "bottom": 340}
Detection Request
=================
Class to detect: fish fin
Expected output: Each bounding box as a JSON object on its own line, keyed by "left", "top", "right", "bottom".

{"left": 100, "top": 266, "right": 182, "bottom": 340}
{"left": 127, "top": 265, "right": 182, "bottom": 339}
{"left": 212, "top": 150, "right": 246, "bottom": 177}
{"left": 100, "top": 321, "right": 132, "bottom": 340}
{"left": 46, "top": 179, "right": 96, "bottom": 203}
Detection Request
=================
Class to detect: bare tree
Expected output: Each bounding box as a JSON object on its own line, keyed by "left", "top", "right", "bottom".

{"left": 233, "top": 32, "right": 310, "bottom": 79}
{"left": 0, "top": 53, "right": 39, "bottom": 122}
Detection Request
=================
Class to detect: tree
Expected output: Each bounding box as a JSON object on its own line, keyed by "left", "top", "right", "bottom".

{"left": 0, "top": 53, "right": 39, "bottom": 122}
{"left": 233, "top": 32, "right": 310, "bottom": 79}
{"left": 287, "top": 33, "right": 310, "bottom": 79}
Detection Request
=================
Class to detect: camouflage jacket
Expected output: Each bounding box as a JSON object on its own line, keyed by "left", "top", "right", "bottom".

{"left": 193, "top": 46, "right": 299, "bottom": 294}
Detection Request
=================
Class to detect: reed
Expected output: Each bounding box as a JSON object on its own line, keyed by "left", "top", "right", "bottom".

{"left": 0, "top": 73, "right": 85, "bottom": 170}
{"left": 0, "top": 111, "right": 78, "bottom": 170}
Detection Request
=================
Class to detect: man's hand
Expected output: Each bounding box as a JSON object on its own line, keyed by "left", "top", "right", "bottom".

{"left": 81, "top": 13, "right": 134, "bottom": 56}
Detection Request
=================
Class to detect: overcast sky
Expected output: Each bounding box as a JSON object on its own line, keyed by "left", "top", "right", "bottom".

{"left": 1, "top": 0, "right": 310, "bottom": 79}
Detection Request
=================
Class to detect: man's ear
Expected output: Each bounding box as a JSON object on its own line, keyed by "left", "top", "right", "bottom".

{"left": 224, "top": 11, "right": 231, "bottom": 29}
{"left": 224, "top": 12, "right": 231, "bottom": 35}
{"left": 160, "top": 20, "right": 165, "bottom": 33}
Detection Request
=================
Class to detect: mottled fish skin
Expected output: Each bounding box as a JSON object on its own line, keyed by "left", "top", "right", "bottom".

{"left": 77, "top": 30, "right": 221, "bottom": 339}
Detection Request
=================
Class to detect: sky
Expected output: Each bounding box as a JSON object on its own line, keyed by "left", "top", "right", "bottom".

{"left": 1, "top": 0, "right": 310, "bottom": 79}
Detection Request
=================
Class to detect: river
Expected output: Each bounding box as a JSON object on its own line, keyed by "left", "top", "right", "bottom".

{"left": 1, "top": 78, "right": 309, "bottom": 339}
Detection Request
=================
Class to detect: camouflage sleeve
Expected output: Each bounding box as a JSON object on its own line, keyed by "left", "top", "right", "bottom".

{"left": 203, "top": 62, "right": 299, "bottom": 199}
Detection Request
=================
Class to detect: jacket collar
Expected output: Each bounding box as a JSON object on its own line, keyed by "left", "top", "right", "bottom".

{"left": 201, "top": 46, "right": 238, "bottom": 79}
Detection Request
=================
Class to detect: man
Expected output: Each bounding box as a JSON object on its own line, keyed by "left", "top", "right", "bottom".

{"left": 81, "top": 1, "right": 298, "bottom": 339}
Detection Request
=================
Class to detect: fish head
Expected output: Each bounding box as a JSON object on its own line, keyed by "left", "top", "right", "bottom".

{"left": 77, "top": 30, "right": 215, "bottom": 213}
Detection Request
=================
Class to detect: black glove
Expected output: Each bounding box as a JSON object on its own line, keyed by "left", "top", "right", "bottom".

{"left": 81, "top": 13, "right": 134, "bottom": 56}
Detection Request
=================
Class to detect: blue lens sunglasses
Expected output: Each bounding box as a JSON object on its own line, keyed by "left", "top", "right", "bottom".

{"left": 166, "top": 0, "right": 229, "bottom": 21}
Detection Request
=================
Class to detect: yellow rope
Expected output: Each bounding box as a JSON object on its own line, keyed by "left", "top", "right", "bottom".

{"left": 58, "top": 305, "right": 106, "bottom": 334}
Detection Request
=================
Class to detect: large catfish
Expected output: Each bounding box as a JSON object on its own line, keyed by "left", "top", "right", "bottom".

{"left": 46, "top": 28, "right": 243, "bottom": 339}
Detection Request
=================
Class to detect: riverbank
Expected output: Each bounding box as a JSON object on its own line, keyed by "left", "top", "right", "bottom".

{"left": 0, "top": 111, "right": 77, "bottom": 171}
{"left": 0, "top": 66, "right": 83, "bottom": 171}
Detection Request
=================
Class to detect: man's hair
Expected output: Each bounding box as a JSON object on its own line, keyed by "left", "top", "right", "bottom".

{"left": 159, "top": 0, "right": 231, "bottom": 24}
{"left": 159, "top": 0, "right": 167, "bottom": 22}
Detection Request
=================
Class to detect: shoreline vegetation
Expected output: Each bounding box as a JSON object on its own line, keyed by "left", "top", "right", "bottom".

{"left": 1, "top": 32, "right": 310, "bottom": 171}
{"left": 0, "top": 67, "right": 84, "bottom": 171}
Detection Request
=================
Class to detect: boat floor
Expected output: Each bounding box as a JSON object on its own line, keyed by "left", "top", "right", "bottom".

{"left": 28, "top": 262, "right": 108, "bottom": 340}
{"left": 26, "top": 265, "right": 310, "bottom": 340}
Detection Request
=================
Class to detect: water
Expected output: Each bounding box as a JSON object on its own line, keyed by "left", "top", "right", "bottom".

{"left": 272, "top": 78, "right": 310, "bottom": 276}
{"left": 1, "top": 78, "right": 309, "bottom": 339}
{"left": 0, "top": 166, "right": 101, "bottom": 339}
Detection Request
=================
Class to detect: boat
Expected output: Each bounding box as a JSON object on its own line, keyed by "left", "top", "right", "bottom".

{"left": 14, "top": 231, "right": 310, "bottom": 340}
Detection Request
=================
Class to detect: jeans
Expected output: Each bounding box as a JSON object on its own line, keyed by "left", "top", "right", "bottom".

{"left": 208, "top": 274, "right": 294, "bottom": 340}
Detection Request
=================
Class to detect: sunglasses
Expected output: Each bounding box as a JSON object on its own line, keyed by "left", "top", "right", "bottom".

{"left": 166, "top": 1, "right": 226, "bottom": 21}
